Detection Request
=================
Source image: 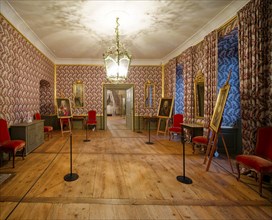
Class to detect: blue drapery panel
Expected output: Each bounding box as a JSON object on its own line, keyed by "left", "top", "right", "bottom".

{"left": 217, "top": 28, "right": 240, "bottom": 127}
{"left": 175, "top": 65, "right": 184, "bottom": 114}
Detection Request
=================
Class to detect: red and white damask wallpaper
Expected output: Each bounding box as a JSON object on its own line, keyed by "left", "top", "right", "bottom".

{"left": 0, "top": 15, "right": 55, "bottom": 126}
{"left": 56, "top": 65, "right": 162, "bottom": 116}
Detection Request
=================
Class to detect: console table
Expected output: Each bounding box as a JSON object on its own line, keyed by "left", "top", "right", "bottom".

{"left": 72, "top": 114, "right": 88, "bottom": 129}
{"left": 181, "top": 123, "right": 204, "bottom": 142}
{"left": 10, "top": 120, "right": 44, "bottom": 155}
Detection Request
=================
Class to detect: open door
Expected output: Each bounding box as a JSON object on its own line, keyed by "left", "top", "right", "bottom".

{"left": 102, "top": 84, "right": 134, "bottom": 131}
{"left": 126, "top": 87, "right": 134, "bottom": 130}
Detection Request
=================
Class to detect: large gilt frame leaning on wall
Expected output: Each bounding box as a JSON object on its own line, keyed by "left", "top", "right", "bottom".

{"left": 144, "top": 80, "right": 155, "bottom": 108}
{"left": 73, "top": 80, "right": 84, "bottom": 108}
{"left": 194, "top": 70, "right": 204, "bottom": 119}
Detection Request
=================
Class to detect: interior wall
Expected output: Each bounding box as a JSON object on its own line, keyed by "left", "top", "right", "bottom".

{"left": 56, "top": 65, "right": 161, "bottom": 116}
{"left": 0, "top": 15, "right": 55, "bottom": 126}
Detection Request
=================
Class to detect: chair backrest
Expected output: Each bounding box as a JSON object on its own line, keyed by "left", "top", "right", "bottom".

{"left": 88, "top": 110, "right": 96, "bottom": 120}
{"left": 0, "top": 119, "right": 11, "bottom": 144}
{"left": 172, "top": 114, "right": 183, "bottom": 127}
{"left": 34, "top": 112, "right": 41, "bottom": 120}
{"left": 256, "top": 127, "right": 272, "bottom": 160}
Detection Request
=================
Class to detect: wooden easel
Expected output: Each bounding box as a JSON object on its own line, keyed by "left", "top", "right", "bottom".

{"left": 203, "top": 122, "right": 234, "bottom": 173}
{"left": 60, "top": 117, "right": 72, "bottom": 136}
{"left": 203, "top": 70, "right": 234, "bottom": 173}
{"left": 157, "top": 117, "right": 169, "bottom": 136}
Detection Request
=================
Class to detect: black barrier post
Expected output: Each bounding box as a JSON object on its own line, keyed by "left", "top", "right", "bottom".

{"left": 64, "top": 133, "right": 79, "bottom": 182}
{"left": 176, "top": 125, "right": 192, "bottom": 184}
{"left": 83, "top": 123, "right": 90, "bottom": 142}
{"left": 145, "top": 117, "right": 153, "bottom": 145}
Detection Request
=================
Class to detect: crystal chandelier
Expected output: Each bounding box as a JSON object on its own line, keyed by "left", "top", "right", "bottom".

{"left": 103, "top": 17, "right": 131, "bottom": 81}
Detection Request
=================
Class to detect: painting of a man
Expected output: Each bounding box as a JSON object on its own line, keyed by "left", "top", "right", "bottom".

{"left": 158, "top": 98, "right": 173, "bottom": 118}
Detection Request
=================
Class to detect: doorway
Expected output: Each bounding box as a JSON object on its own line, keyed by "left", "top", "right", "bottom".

{"left": 103, "top": 84, "right": 134, "bottom": 131}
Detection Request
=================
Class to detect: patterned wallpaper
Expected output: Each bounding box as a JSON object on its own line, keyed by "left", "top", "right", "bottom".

{"left": 164, "top": 58, "right": 176, "bottom": 98}
{"left": 56, "top": 65, "right": 162, "bottom": 116}
{"left": 218, "top": 28, "right": 240, "bottom": 127}
{"left": 0, "top": 15, "right": 55, "bottom": 126}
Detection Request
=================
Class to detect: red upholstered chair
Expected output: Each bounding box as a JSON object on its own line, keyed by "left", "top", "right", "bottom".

{"left": 168, "top": 114, "right": 183, "bottom": 140}
{"left": 236, "top": 127, "right": 272, "bottom": 196}
{"left": 0, "top": 119, "right": 25, "bottom": 168}
{"left": 86, "top": 110, "right": 97, "bottom": 131}
{"left": 192, "top": 127, "right": 211, "bottom": 154}
{"left": 34, "top": 113, "right": 53, "bottom": 139}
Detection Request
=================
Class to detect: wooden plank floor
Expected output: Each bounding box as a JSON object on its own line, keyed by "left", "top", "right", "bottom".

{"left": 0, "top": 116, "right": 271, "bottom": 219}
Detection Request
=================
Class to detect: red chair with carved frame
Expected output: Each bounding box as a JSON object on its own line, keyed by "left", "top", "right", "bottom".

{"left": 168, "top": 114, "right": 183, "bottom": 140}
{"left": 34, "top": 113, "right": 53, "bottom": 139}
{"left": 236, "top": 127, "right": 272, "bottom": 196}
{"left": 86, "top": 110, "right": 97, "bottom": 131}
{"left": 0, "top": 119, "right": 25, "bottom": 168}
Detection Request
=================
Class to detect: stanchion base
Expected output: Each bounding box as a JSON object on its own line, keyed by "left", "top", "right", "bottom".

{"left": 176, "top": 175, "right": 192, "bottom": 184}
{"left": 83, "top": 139, "right": 91, "bottom": 142}
{"left": 145, "top": 141, "right": 154, "bottom": 145}
{"left": 64, "top": 173, "right": 79, "bottom": 182}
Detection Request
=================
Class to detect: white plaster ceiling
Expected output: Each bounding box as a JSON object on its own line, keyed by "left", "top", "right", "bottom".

{"left": 4, "top": 0, "right": 238, "bottom": 63}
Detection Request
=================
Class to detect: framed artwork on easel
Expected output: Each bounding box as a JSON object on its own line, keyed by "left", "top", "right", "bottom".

{"left": 56, "top": 97, "right": 72, "bottom": 135}
{"left": 210, "top": 83, "right": 230, "bottom": 133}
{"left": 156, "top": 97, "right": 174, "bottom": 136}
{"left": 204, "top": 70, "right": 234, "bottom": 172}
{"left": 157, "top": 97, "right": 174, "bottom": 118}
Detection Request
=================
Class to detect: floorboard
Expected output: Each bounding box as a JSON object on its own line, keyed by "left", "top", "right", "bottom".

{"left": 0, "top": 116, "right": 271, "bottom": 219}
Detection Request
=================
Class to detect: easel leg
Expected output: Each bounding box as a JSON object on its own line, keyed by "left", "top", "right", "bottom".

{"left": 220, "top": 131, "right": 234, "bottom": 173}
{"left": 157, "top": 118, "right": 161, "bottom": 136}
{"left": 203, "top": 131, "right": 215, "bottom": 164}
{"left": 60, "top": 119, "right": 64, "bottom": 136}
{"left": 206, "top": 134, "right": 218, "bottom": 171}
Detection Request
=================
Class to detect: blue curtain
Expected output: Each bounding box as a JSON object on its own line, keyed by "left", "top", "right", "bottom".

{"left": 217, "top": 28, "right": 240, "bottom": 127}
{"left": 175, "top": 65, "right": 184, "bottom": 114}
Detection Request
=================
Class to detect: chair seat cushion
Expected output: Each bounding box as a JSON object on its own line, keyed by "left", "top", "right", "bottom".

{"left": 87, "top": 120, "right": 97, "bottom": 125}
{"left": 0, "top": 140, "right": 25, "bottom": 150}
{"left": 44, "top": 126, "right": 53, "bottom": 132}
{"left": 192, "top": 136, "right": 208, "bottom": 145}
{"left": 236, "top": 155, "right": 272, "bottom": 173}
{"left": 169, "top": 127, "right": 181, "bottom": 133}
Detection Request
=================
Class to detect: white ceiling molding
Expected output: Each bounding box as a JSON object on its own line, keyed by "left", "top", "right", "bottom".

{"left": 55, "top": 58, "right": 161, "bottom": 66}
{"left": 1, "top": 0, "right": 56, "bottom": 62}
{"left": 161, "top": 0, "right": 250, "bottom": 64}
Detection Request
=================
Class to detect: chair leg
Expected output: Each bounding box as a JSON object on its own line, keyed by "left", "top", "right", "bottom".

{"left": 12, "top": 150, "right": 15, "bottom": 168}
{"left": 236, "top": 162, "right": 240, "bottom": 181}
{"left": 259, "top": 172, "right": 263, "bottom": 196}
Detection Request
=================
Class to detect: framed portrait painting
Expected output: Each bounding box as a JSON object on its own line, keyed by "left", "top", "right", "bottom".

{"left": 210, "top": 83, "right": 230, "bottom": 133}
{"left": 56, "top": 98, "right": 72, "bottom": 118}
{"left": 73, "top": 80, "right": 84, "bottom": 108}
{"left": 157, "top": 97, "right": 174, "bottom": 118}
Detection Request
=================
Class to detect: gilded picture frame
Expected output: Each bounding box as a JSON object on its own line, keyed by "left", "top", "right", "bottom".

{"left": 56, "top": 98, "right": 72, "bottom": 118}
{"left": 157, "top": 97, "right": 174, "bottom": 118}
{"left": 210, "top": 83, "right": 230, "bottom": 133}
{"left": 144, "top": 80, "right": 155, "bottom": 108}
{"left": 194, "top": 70, "right": 204, "bottom": 118}
{"left": 73, "top": 80, "right": 84, "bottom": 108}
